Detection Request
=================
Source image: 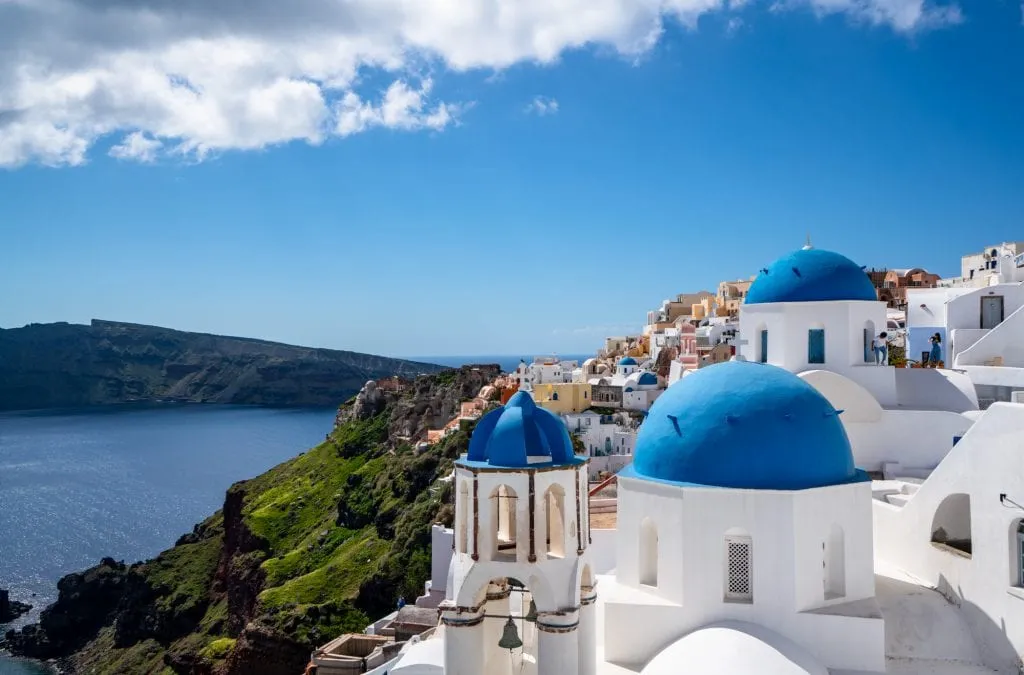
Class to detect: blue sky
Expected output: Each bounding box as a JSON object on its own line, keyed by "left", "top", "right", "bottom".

{"left": 1, "top": 0, "right": 1023, "bottom": 357}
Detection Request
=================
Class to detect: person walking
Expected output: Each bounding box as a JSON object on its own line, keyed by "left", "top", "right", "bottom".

{"left": 929, "top": 333, "right": 943, "bottom": 368}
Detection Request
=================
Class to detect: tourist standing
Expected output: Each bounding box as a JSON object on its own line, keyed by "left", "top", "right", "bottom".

{"left": 930, "top": 333, "right": 942, "bottom": 368}
{"left": 875, "top": 331, "right": 889, "bottom": 365}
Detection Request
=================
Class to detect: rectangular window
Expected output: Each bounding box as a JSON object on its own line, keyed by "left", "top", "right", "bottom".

{"left": 808, "top": 329, "right": 826, "bottom": 364}
{"left": 725, "top": 535, "right": 753, "bottom": 602}
{"left": 759, "top": 330, "right": 768, "bottom": 363}
{"left": 1017, "top": 525, "right": 1024, "bottom": 587}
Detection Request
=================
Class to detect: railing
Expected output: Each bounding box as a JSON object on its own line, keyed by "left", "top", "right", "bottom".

{"left": 589, "top": 473, "right": 617, "bottom": 497}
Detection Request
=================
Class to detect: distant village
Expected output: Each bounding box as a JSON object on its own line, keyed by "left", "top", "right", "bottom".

{"left": 410, "top": 240, "right": 1024, "bottom": 484}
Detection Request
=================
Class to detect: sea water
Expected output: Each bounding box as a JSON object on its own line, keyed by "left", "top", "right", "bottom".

{"left": 0, "top": 404, "right": 336, "bottom": 673}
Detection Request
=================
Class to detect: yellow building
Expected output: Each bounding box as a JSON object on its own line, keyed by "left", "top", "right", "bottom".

{"left": 530, "top": 383, "right": 593, "bottom": 415}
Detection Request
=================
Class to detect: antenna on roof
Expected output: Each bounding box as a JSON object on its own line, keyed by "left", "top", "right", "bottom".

{"left": 802, "top": 233, "right": 813, "bottom": 250}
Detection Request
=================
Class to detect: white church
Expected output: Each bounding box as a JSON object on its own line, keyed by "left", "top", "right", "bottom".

{"left": 381, "top": 245, "right": 1024, "bottom": 675}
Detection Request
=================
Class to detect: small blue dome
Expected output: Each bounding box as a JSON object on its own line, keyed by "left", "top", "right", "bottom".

{"left": 631, "top": 361, "right": 863, "bottom": 490}
{"left": 463, "top": 391, "right": 576, "bottom": 468}
{"left": 619, "top": 357, "right": 638, "bottom": 366}
{"left": 745, "top": 248, "right": 877, "bottom": 304}
{"left": 638, "top": 372, "right": 658, "bottom": 386}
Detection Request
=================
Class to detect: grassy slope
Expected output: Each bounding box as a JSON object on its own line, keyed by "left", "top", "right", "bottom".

{"left": 70, "top": 401, "right": 467, "bottom": 674}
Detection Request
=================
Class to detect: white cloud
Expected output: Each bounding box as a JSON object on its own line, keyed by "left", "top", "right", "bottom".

{"left": 109, "top": 131, "right": 163, "bottom": 162}
{"left": 525, "top": 96, "right": 560, "bottom": 116}
{"left": 726, "top": 16, "right": 745, "bottom": 34}
{"left": 336, "top": 79, "right": 459, "bottom": 137}
{"left": 0, "top": 0, "right": 965, "bottom": 168}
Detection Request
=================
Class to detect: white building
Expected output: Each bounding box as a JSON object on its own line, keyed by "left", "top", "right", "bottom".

{"left": 737, "top": 246, "right": 979, "bottom": 476}
{"left": 511, "top": 357, "right": 579, "bottom": 390}
{"left": 940, "top": 242, "right": 1024, "bottom": 289}
{"left": 562, "top": 411, "right": 636, "bottom": 479}
{"left": 907, "top": 281, "right": 1024, "bottom": 404}
{"left": 587, "top": 357, "right": 663, "bottom": 412}
{"left": 439, "top": 391, "right": 595, "bottom": 675}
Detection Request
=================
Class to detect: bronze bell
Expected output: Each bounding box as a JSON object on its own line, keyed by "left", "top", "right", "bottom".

{"left": 497, "top": 617, "right": 523, "bottom": 651}
{"left": 524, "top": 599, "right": 538, "bottom": 623}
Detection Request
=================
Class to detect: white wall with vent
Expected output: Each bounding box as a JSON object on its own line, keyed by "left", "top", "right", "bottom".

{"left": 601, "top": 473, "right": 884, "bottom": 672}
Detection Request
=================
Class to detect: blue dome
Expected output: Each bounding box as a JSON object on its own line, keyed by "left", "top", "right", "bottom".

{"left": 745, "top": 248, "right": 877, "bottom": 304}
{"left": 619, "top": 357, "right": 638, "bottom": 366}
{"left": 638, "top": 372, "right": 658, "bottom": 385}
{"left": 462, "top": 391, "right": 577, "bottom": 468}
{"left": 631, "top": 361, "right": 863, "bottom": 490}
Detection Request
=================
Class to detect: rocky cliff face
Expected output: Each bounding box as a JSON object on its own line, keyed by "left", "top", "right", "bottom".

{"left": 3, "top": 366, "right": 499, "bottom": 674}
{"left": 0, "top": 589, "right": 31, "bottom": 623}
{"left": 0, "top": 320, "right": 444, "bottom": 411}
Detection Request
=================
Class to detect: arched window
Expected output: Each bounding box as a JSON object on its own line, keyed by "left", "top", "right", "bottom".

{"left": 639, "top": 518, "right": 658, "bottom": 586}
{"left": 552, "top": 392, "right": 559, "bottom": 401}
{"left": 1012, "top": 520, "right": 1024, "bottom": 587}
{"left": 724, "top": 530, "right": 753, "bottom": 603}
{"left": 545, "top": 485, "right": 566, "bottom": 559}
{"left": 491, "top": 485, "right": 518, "bottom": 561}
{"left": 458, "top": 481, "right": 470, "bottom": 554}
{"left": 604, "top": 437, "right": 612, "bottom": 455}
{"left": 931, "top": 493, "right": 972, "bottom": 557}
{"left": 824, "top": 524, "right": 845, "bottom": 599}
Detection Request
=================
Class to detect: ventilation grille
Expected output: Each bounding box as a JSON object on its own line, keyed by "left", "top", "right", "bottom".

{"left": 725, "top": 537, "right": 752, "bottom": 601}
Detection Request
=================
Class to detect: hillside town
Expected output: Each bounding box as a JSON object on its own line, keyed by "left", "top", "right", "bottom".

{"left": 306, "top": 239, "right": 1024, "bottom": 675}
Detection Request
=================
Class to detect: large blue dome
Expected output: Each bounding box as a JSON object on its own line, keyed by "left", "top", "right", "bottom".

{"left": 619, "top": 357, "right": 638, "bottom": 366}
{"left": 461, "top": 391, "right": 579, "bottom": 468}
{"left": 744, "top": 248, "right": 877, "bottom": 304}
{"left": 630, "top": 361, "right": 864, "bottom": 490}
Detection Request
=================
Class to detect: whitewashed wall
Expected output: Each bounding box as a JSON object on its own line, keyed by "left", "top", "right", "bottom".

{"left": 872, "top": 402, "right": 1024, "bottom": 674}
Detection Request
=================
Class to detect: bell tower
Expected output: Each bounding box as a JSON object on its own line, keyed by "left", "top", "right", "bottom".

{"left": 441, "top": 391, "right": 595, "bottom": 675}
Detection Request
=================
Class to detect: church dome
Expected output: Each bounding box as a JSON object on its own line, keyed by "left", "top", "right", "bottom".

{"left": 632, "top": 361, "right": 861, "bottom": 490}
{"left": 744, "top": 248, "right": 877, "bottom": 304}
{"left": 463, "top": 391, "right": 576, "bottom": 468}
{"left": 638, "top": 372, "right": 658, "bottom": 386}
{"left": 619, "top": 356, "right": 638, "bottom": 366}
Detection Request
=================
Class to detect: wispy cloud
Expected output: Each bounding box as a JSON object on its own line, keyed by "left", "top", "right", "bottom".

{"left": 109, "top": 132, "right": 163, "bottom": 163}
{"left": 525, "top": 96, "right": 560, "bottom": 116}
{"left": 0, "top": 0, "right": 966, "bottom": 168}
{"left": 726, "top": 16, "right": 745, "bottom": 35}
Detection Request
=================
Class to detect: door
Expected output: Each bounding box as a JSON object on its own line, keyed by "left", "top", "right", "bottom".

{"left": 759, "top": 330, "right": 768, "bottom": 363}
{"left": 981, "top": 296, "right": 1004, "bottom": 329}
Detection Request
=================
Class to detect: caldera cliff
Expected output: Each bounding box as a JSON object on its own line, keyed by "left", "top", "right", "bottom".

{"left": 2, "top": 365, "right": 501, "bottom": 675}
{"left": 0, "top": 319, "right": 444, "bottom": 412}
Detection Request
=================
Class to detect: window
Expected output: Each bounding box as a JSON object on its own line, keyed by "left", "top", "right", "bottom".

{"left": 639, "top": 518, "right": 658, "bottom": 586}
{"left": 808, "top": 329, "right": 825, "bottom": 364}
{"left": 551, "top": 392, "right": 559, "bottom": 401}
{"left": 1014, "top": 521, "right": 1024, "bottom": 587}
{"left": 759, "top": 329, "right": 768, "bottom": 363}
{"left": 931, "top": 493, "right": 972, "bottom": 557}
{"left": 725, "top": 534, "right": 753, "bottom": 602}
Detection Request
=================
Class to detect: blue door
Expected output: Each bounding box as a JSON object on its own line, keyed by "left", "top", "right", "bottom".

{"left": 759, "top": 330, "right": 768, "bottom": 363}
{"left": 808, "top": 329, "right": 825, "bottom": 364}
